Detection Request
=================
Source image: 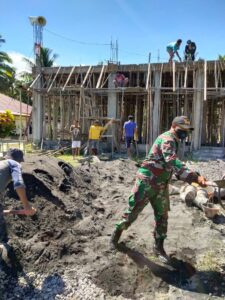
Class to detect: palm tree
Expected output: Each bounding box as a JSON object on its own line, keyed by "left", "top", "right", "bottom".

{"left": 39, "top": 47, "right": 59, "bottom": 67}
{"left": 23, "top": 46, "right": 58, "bottom": 69}
{"left": 0, "top": 35, "right": 15, "bottom": 94}
{"left": 218, "top": 55, "right": 225, "bottom": 61}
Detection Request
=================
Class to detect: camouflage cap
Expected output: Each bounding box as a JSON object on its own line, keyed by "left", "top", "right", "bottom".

{"left": 172, "top": 116, "right": 194, "bottom": 130}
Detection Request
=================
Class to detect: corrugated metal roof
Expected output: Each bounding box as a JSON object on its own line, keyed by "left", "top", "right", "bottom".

{"left": 0, "top": 93, "right": 32, "bottom": 116}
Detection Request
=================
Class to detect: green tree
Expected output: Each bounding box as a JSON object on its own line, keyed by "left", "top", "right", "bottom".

{"left": 0, "top": 34, "right": 15, "bottom": 94}
{"left": 23, "top": 46, "right": 58, "bottom": 69}
{"left": 218, "top": 55, "right": 225, "bottom": 61}
{"left": 0, "top": 110, "right": 15, "bottom": 138}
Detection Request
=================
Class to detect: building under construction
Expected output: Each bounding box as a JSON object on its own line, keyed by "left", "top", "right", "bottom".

{"left": 31, "top": 60, "right": 225, "bottom": 154}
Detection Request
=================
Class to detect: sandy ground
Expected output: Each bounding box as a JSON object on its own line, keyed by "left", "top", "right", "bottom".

{"left": 1, "top": 155, "right": 225, "bottom": 299}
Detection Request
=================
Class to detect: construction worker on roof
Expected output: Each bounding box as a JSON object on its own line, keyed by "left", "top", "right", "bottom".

{"left": 167, "top": 39, "right": 182, "bottom": 62}
{"left": 111, "top": 116, "right": 208, "bottom": 262}
{"left": 113, "top": 72, "right": 129, "bottom": 88}
{"left": 184, "top": 40, "right": 197, "bottom": 61}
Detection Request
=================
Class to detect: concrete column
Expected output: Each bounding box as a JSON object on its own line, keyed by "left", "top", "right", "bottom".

{"left": 192, "top": 69, "right": 204, "bottom": 150}
{"left": 32, "top": 85, "right": 43, "bottom": 146}
{"left": 107, "top": 73, "right": 117, "bottom": 118}
{"left": 107, "top": 73, "right": 119, "bottom": 151}
{"left": 152, "top": 70, "right": 161, "bottom": 141}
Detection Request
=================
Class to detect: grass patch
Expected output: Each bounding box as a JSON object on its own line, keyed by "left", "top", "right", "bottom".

{"left": 55, "top": 154, "right": 81, "bottom": 167}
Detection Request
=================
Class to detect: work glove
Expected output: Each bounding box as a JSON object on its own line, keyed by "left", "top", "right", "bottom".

{"left": 197, "top": 176, "right": 207, "bottom": 187}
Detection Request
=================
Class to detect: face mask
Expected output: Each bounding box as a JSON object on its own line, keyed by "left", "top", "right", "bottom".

{"left": 176, "top": 129, "right": 188, "bottom": 141}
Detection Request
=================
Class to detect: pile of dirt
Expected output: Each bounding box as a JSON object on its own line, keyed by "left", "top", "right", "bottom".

{"left": 1, "top": 156, "right": 225, "bottom": 299}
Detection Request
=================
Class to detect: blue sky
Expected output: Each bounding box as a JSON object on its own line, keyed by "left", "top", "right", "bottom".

{"left": 1, "top": 0, "right": 225, "bottom": 72}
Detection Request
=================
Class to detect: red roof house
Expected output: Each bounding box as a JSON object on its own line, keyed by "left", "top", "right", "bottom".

{"left": 0, "top": 93, "right": 32, "bottom": 116}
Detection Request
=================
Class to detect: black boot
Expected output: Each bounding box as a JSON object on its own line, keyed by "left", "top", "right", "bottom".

{"left": 153, "top": 239, "right": 170, "bottom": 262}
{"left": 110, "top": 228, "right": 123, "bottom": 250}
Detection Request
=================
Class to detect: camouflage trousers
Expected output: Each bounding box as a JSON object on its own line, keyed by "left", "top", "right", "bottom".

{"left": 116, "top": 177, "right": 170, "bottom": 241}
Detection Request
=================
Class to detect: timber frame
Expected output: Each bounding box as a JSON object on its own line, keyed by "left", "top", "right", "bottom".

{"left": 31, "top": 60, "right": 225, "bottom": 151}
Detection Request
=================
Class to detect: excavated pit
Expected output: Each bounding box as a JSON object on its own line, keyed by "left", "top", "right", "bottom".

{"left": 1, "top": 156, "right": 225, "bottom": 299}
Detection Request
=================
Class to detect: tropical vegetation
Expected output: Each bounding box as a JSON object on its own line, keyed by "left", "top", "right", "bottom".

{"left": 0, "top": 110, "right": 15, "bottom": 138}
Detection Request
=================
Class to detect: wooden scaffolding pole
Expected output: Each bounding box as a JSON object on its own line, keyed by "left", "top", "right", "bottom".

{"left": 172, "top": 61, "right": 176, "bottom": 92}
{"left": 81, "top": 66, "right": 92, "bottom": 88}
{"left": 62, "top": 66, "right": 75, "bottom": 91}
{"left": 204, "top": 60, "right": 207, "bottom": 101}
{"left": 96, "top": 65, "right": 106, "bottom": 89}
{"left": 47, "top": 67, "right": 61, "bottom": 93}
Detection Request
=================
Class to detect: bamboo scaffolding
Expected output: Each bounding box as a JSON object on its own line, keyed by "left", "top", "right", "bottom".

{"left": 31, "top": 60, "right": 225, "bottom": 149}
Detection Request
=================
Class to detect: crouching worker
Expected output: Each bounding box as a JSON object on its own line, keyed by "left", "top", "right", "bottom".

{"left": 111, "top": 116, "right": 207, "bottom": 262}
{"left": 0, "top": 148, "right": 36, "bottom": 216}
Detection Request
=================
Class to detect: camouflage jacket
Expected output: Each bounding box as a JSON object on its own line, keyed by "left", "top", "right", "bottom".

{"left": 138, "top": 130, "right": 198, "bottom": 188}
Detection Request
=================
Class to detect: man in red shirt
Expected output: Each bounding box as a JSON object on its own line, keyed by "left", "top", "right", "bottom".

{"left": 113, "top": 72, "right": 129, "bottom": 88}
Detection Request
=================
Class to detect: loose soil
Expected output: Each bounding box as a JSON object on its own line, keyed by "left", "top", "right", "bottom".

{"left": 1, "top": 156, "right": 225, "bottom": 299}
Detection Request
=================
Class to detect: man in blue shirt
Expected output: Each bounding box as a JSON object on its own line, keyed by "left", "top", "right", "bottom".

{"left": 166, "top": 39, "right": 182, "bottom": 62}
{"left": 123, "top": 115, "right": 138, "bottom": 157}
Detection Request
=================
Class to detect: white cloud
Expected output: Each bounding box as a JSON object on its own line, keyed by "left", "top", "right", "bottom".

{"left": 7, "top": 51, "right": 34, "bottom": 78}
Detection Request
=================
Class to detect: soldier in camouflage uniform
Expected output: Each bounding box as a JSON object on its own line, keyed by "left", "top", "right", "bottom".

{"left": 111, "top": 116, "right": 207, "bottom": 261}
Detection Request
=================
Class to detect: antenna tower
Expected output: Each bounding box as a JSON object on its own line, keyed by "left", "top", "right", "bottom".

{"left": 109, "top": 38, "right": 119, "bottom": 64}
{"left": 29, "top": 16, "right": 47, "bottom": 63}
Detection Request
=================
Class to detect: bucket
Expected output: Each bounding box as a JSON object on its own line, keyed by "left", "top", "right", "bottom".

{"left": 202, "top": 203, "right": 220, "bottom": 218}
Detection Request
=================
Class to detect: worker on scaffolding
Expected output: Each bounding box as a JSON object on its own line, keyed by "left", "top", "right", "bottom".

{"left": 111, "top": 116, "right": 208, "bottom": 262}
{"left": 88, "top": 119, "right": 113, "bottom": 155}
{"left": 166, "top": 39, "right": 182, "bottom": 62}
{"left": 113, "top": 72, "right": 129, "bottom": 88}
{"left": 184, "top": 40, "right": 197, "bottom": 61}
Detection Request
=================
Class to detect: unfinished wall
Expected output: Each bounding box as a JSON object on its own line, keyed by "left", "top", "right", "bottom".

{"left": 31, "top": 61, "right": 225, "bottom": 149}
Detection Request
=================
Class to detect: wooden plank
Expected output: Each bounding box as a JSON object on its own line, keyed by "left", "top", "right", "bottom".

{"left": 81, "top": 66, "right": 92, "bottom": 88}
{"left": 47, "top": 97, "right": 52, "bottom": 139}
{"left": 52, "top": 97, "right": 58, "bottom": 140}
{"left": 172, "top": 61, "right": 176, "bottom": 92}
{"left": 47, "top": 67, "right": 61, "bottom": 93}
{"left": 204, "top": 60, "right": 207, "bottom": 101}
{"left": 184, "top": 65, "right": 188, "bottom": 88}
{"left": 145, "top": 63, "right": 151, "bottom": 90}
{"left": 62, "top": 66, "right": 75, "bottom": 91}
{"left": 96, "top": 65, "right": 106, "bottom": 89}
{"left": 28, "top": 73, "right": 41, "bottom": 91}
{"left": 214, "top": 61, "right": 218, "bottom": 89}
{"left": 159, "top": 64, "right": 163, "bottom": 88}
